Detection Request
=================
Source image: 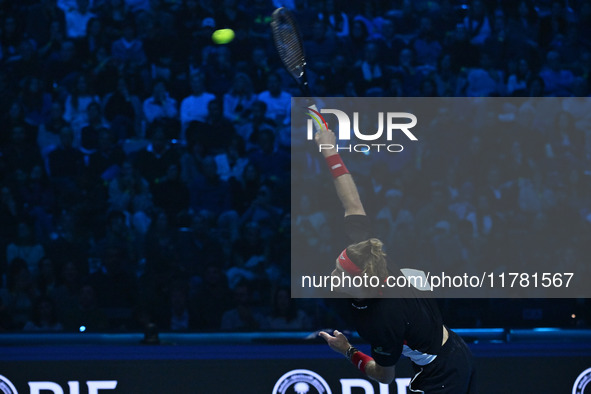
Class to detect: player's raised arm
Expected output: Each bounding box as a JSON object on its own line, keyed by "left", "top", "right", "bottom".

{"left": 314, "top": 128, "right": 366, "bottom": 217}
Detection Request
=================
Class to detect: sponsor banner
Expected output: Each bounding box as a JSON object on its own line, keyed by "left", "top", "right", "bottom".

{"left": 1, "top": 343, "right": 590, "bottom": 393}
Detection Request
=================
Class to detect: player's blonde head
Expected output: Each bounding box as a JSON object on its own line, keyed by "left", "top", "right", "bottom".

{"left": 346, "top": 238, "right": 388, "bottom": 280}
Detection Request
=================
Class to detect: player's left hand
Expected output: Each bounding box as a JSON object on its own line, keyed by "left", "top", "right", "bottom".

{"left": 318, "top": 329, "right": 351, "bottom": 355}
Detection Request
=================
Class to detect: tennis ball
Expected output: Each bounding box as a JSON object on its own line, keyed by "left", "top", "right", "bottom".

{"left": 212, "top": 29, "right": 235, "bottom": 45}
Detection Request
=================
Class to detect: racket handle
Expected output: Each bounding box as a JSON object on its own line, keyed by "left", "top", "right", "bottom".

{"left": 307, "top": 104, "right": 326, "bottom": 133}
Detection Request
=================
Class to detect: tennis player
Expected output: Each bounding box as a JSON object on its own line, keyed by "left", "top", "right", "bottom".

{"left": 314, "top": 128, "right": 476, "bottom": 393}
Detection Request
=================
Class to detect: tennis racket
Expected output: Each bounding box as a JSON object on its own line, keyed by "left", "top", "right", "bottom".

{"left": 270, "top": 7, "right": 325, "bottom": 133}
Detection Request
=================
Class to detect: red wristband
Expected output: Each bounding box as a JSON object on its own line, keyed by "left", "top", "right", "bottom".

{"left": 351, "top": 351, "right": 373, "bottom": 373}
{"left": 325, "top": 154, "right": 349, "bottom": 179}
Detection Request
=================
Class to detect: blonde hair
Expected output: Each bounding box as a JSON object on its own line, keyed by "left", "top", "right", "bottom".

{"left": 346, "top": 238, "right": 389, "bottom": 280}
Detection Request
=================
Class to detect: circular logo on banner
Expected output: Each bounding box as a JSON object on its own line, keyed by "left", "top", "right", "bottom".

{"left": 272, "top": 369, "right": 332, "bottom": 394}
{"left": 573, "top": 368, "right": 591, "bottom": 394}
{"left": 0, "top": 375, "right": 18, "bottom": 394}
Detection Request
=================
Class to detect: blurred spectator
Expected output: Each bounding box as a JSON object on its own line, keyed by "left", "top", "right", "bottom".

{"left": 0, "top": 15, "right": 24, "bottom": 61}
{"left": 6, "top": 222, "right": 45, "bottom": 277}
{"left": 95, "top": 0, "right": 127, "bottom": 40}
{"left": 343, "top": 17, "right": 370, "bottom": 65}
{"left": 463, "top": 0, "right": 492, "bottom": 46}
{"left": 506, "top": 58, "right": 531, "bottom": 96}
{"left": 79, "top": 17, "right": 108, "bottom": 58}
{"left": 375, "top": 18, "right": 405, "bottom": 68}
{"left": 142, "top": 79, "right": 178, "bottom": 124}
{"left": 37, "top": 19, "right": 67, "bottom": 59}
{"left": 107, "top": 160, "right": 152, "bottom": 213}
{"left": 179, "top": 71, "right": 215, "bottom": 139}
{"left": 324, "top": 53, "right": 353, "bottom": 96}
{"left": 0, "top": 186, "right": 19, "bottom": 255}
{"left": 352, "top": 41, "right": 388, "bottom": 96}
{"left": 415, "top": 183, "right": 458, "bottom": 239}
{"left": 203, "top": 45, "right": 235, "bottom": 96}
{"left": 38, "top": 102, "right": 67, "bottom": 162}
{"left": 3, "top": 124, "right": 44, "bottom": 178}
{"left": 0, "top": 258, "right": 37, "bottom": 330}
{"left": 433, "top": 52, "right": 460, "bottom": 97}
{"left": 89, "top": 46, "right": 120, "bottom": 96}
{"left": 47, "top": 127, "right": 85, "bottom": 182}
{"left": 245, "top": 0, "right": 275, "bottom": 42}
{"left": 223, "top": 72, "right": 257, "bottom": 125}
{"left": 375, "top": 188, "right": 414, "bottom": 243}
{"left": 110, "top": 21, "right": 147, "bottom": 69}
{"left": 257, "top": 73, "right": 291, "bottom": 126}
{"left": 134, "top": 127, "right": 180, "bottom": 185}
{"left": 235, "top": 100, "right": 276, "bottom": 150}
{"left": 63, "top": 74, "right": 101, "bottom": 143}
{"left": 86, "top": 128, "right": 126, "bottom": 180}
{"left": 303, "top": 19, "right": 338, "bottom": 74}
{"left": 102, "top": 76, "right": 142, "bottom": 138}
{"left": 63, "top": 0, "right": 96, "bottom": 39}
{"left": 248, "top": 128, "right": 289, "bottom": 180}
{"left": 23, "top": 296, "right": 64, "bottom": 331}
{"left": 464, "top": 52, "right": 504, "bottom": 97}
{"left": 142, "top": 209, "right": 175, "bottom": 278}
{"left": 506, "top": 0, "right": 539, "bottom": 50}
{"left": 412, "top": 16, "right": 442, "bottom": 67}
{"left": 538, "top": 1, "right": 568, "bottom": 49}
{"left": 205, "top": 98, "right": 238, "bottom": 154}
{"left": 157, "top": 284, "right": 202, "bottom": 331}
{"left": 294, "top": 192, "right": 327, "bottom": 244}
{"left": 171, "top": 210, "right": 223, "bottom": 277}
{"left": 247, "top": 46, "right": 271, "bottom": 93}
{"left": 443, "top": 22, "right": 480, "bottom": 70}
{"left": 241, "top": 184, "right": 283, "bottom": 239}
{"left": 48, "top": 260, "right": 81, "bottom": 317}
{"left": 61, "top": 282, "right": 108, "bottom": 331}
{"left": 16, "top": 164, "right": 55, "bottom": 236}
{"left": 44, "top": 40, "right": 81, "bottom": 88}
{"left": 392, "top": 47, "right": 425, "bottom": 97}
{"left": 36, "top": 257, "right": 59, "bottom": 296}
{"left": 3, "top": 101, "right": 37, "bottom": 145}
{"left": 20, "top": 76, "right": 53, "bottom": 127}
{"left": 125, "top": 0, "right": 151, "bottom": 13}
{"left": 88, "top": 246, "right": 138, "bottom": 311}
{"left": 4, "top": 40, "right": 42, "bottom": 89}
{"left": 151, "top": 164, "right": 190, "bottom": 219}
{"left": 80, "top": 102, "right": 109, "bottom": 153}
{"left": 229, "top": 220, "right": 267, "bottom": 282}
{"left": 43, "top": 208, "right": 88, "bottom": 266}
{"left": 230, "top": 162, "right": 262, "bottom": 214}
{"left": 215, "top": 210, "right": 241, "bottom": 263}
{"left": 191, "top": 264, "right": 232, "bottom": 330}
{"left": 318, "top": 0, "right": 349, "bottom": 38}
{"left": 26, "top": 0, "right": 67, "bottom": 48}
{"left": 188, "top": 156, "right": 232, "bottom": 215}
{"left": 539, "top": 50, "right": 575, "bottom": 96}
{"left": 264, "top": 286, "right": 312, "bottom": 330}
{"left": 214, "top": 135, "right": 249, "bottom": 183}
{"left": 220, "top": 281, "right": 266, "bottom": 330}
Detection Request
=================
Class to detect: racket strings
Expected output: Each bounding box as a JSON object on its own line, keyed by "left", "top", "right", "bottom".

{"left": 271, "top": 8, "right": 306, "bottom": 80}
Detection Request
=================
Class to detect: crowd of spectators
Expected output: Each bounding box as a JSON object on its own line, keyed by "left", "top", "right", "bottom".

{"left": 1, "top": 0, "right": 590, "bottom": 333}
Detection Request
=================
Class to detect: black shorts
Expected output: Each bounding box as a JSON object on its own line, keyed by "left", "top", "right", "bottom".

{"left": 409, "top": 329, "right": 477, "bottom": 393}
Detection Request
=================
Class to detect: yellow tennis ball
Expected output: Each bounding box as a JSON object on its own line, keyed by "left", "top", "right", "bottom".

{"left": 212, "top": 29, "right": 235, "bottom": 45}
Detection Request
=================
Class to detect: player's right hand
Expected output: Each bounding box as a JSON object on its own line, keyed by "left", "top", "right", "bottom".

{"left": 314, "top": 128, "right": 338, "bottom": 157}
{"left": 314, "top": 128, "right": 336, "bottom": 147}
